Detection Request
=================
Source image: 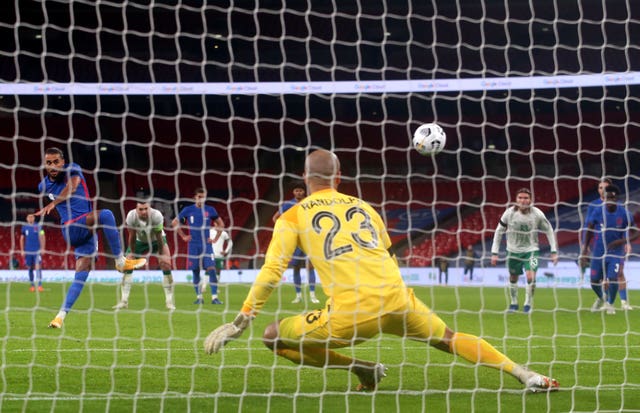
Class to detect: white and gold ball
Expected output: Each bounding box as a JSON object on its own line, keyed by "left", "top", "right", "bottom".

{"left": 412, "top": 123, "right": 446, "bottom": 156}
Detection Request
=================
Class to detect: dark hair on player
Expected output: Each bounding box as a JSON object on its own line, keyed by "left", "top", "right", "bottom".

{"left": 512, "top": 188, "right": 533, "bottom": 212}
{"left": 45, "top": 147, "right": 65, "bottom": 158}
{"left": 135, "top": 196, "right": 152, "bottom": 205}
{"left": 604, "top": 184, "right": 620, "bottom": 197}
{"left": 194, "top": 187, "right": 206, "bottom": 196}
{"left": 291, "top": 181, "right": 306, "bottom": 191}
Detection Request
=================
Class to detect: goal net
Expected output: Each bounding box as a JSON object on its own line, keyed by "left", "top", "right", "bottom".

{"left": 2, "top": 1, "right": 640, "bottom": 411}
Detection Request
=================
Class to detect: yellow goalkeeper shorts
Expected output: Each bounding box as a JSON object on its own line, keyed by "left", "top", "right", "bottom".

{"left": 277, "top": 288, "right": 448, "bottom": 348}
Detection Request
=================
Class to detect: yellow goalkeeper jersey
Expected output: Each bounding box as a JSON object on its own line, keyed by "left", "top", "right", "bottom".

{"left": 242, "top": 188, "right": 409, "bottom": 321}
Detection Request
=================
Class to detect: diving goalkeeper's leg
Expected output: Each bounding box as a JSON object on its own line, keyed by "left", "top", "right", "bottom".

{"left": 262, "top": 319, "right": 387, "bottom": 391}
{"left": 405, "top": 294, "right": 559, "bottom": 392}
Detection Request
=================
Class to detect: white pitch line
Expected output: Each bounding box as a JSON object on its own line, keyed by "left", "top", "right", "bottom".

{"left": 5, "top": 343, "right": 634, "bottom": 353}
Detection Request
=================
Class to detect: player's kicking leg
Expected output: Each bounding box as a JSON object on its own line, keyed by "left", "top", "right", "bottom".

{"left": 49, "top": 254, "right": 93, "bottom": 328}
{"left": 49, "top": 218, "right": 145, "bottom": 328}
{"left": 91, "top": 210, "right": 146, "bottom": 272}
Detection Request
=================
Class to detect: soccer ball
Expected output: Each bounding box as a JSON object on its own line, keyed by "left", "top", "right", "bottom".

{"left": 412, "top": 123, "right": 446, "bottom": 156}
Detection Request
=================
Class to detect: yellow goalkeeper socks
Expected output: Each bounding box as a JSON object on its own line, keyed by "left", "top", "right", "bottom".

{"left": 450, "top": 332, "right": 516, "bottom": 374}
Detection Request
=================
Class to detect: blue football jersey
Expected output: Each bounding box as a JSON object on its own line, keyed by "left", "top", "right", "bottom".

{"left": 587, "top": 203, "right": 634, "bottom": 258}
{"left": 21, "top": 224, "right": 42, "bottom": 252}
{"left": 37, "top": 162, "right": 92, "bottom": 224}
{"left": 177, "top": 204, "right": 220, "bottom": 245}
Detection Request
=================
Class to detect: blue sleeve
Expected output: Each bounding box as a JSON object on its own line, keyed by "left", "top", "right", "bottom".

{"left": 177, "top": 206, "right": 188, "bottom": 222}
{"left": 584, "top": 205, "right": 595, "bottom": 227}
{"left": 626, "top": 209, "right": 635, "bottom": 233}
{"left": 629, "top": 209, "right": 636, "bottom": 227}
{"left": 280, "top": 200, "right": 294, "bottom": 214}
{"left": 584, "top": 209, "right": 591, "bottom": 227}
{"left": 208, "top": 206, "right": 219, "bottom": 221}
{"left": 67, "top": 163, "right": 83, "bottom": 178}
{"left": 582, "top": 206, "right": 594, "bottom": 245}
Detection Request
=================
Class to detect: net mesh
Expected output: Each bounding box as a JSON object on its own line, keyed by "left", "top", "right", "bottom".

{"left": 2, "top": 1, "right": 640, "bottom": 411}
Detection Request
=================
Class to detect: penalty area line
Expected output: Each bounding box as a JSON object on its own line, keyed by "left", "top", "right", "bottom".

{"left": 6, "top": 344, "right": 602, "bottom": 354}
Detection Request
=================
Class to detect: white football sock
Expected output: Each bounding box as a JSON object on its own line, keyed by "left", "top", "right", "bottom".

{"left": 121, "top": 273, "right": 133, "bottom": 302}
{"left": 524, "top": 283, "right": 534, "bottom": 306}
{"left": 162, "top": 274, "right": 173, "bottom": 302}
{"left": 509, "top": 282, "right": 518, "bottom": 305}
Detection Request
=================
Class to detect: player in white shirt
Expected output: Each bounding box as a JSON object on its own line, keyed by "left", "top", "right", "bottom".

{"left": 205, "top": 229, "right": 233, "bottom": 300}
{"left": 113, "top": 201, "right": 175, "bottom": 310}
{"left": 490, "top": 188, "right": 558, "bottom": 314}
{"left": 210, "top": 229, "right": 233, "bottom": 269}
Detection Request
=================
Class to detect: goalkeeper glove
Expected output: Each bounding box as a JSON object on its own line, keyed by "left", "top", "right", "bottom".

{"left": 204, "top": 312, "right": 253, "bottom": 355}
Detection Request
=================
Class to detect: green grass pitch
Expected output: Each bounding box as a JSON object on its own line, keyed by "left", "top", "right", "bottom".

{"left": 2, "top": 281, "right": 639, "bottom": 412}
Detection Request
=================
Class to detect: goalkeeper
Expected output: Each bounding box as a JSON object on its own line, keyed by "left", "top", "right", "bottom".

{"left": 205, "top": 149, "right": 559, "bottom": 393}
{"left": 113, "top": 200, "right": 175, "bottom": 311}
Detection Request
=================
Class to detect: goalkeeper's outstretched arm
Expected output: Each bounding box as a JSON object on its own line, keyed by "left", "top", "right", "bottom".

{"left": 203, "top": 217, "right": 294, "bottom": 353}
